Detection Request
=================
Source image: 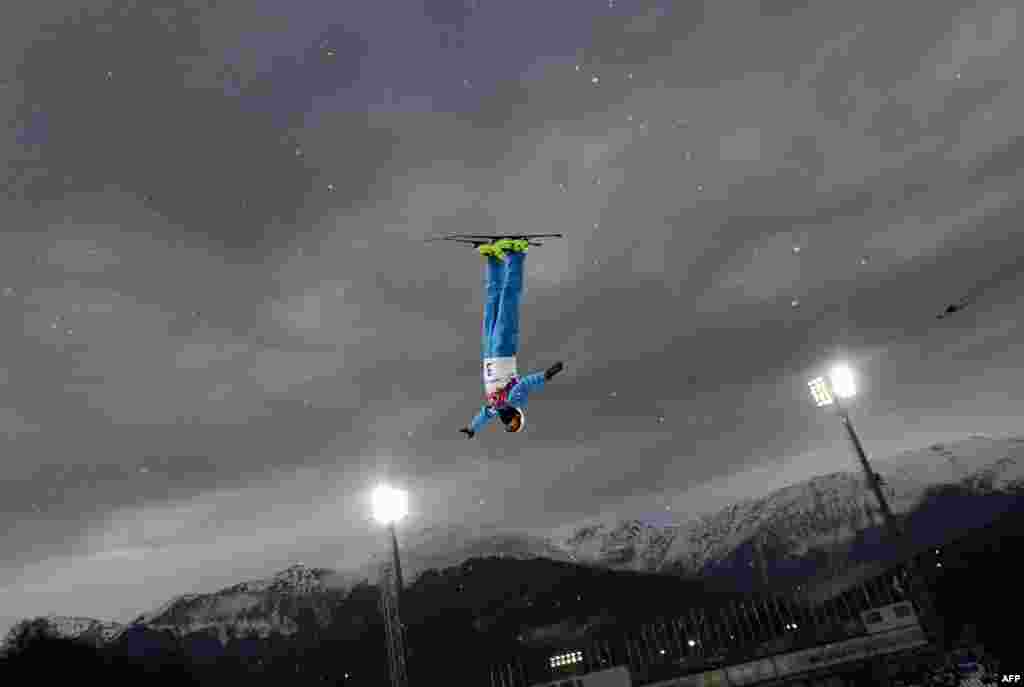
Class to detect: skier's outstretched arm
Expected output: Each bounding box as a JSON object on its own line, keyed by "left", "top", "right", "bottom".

{"left": 461, "top": 405, "right": 497, "bottom": 438}
{"left": 507, "top": 362, "right": 564, "bottom": 407}
{"left": 520, "top": 361, "right": 564, "bottom": 390}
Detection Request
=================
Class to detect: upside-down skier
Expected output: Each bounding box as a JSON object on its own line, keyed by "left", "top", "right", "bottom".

{"left": 454, "top": 238, "right": 565, "bottom": 437}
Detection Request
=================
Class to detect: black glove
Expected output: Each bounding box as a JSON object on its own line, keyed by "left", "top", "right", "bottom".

{"left": 544, "top": 361, "right": 564, "bottom": 380}
{"left": 459, "top": 428, "right": 475, "bottom": 438}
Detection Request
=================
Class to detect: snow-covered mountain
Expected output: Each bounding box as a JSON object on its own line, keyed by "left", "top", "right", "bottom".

{"left": 556, "top": 435, "right": 1024, "bottom": 584}
{"left": 3, "top": 536, "right": 570, "bottom": 652}
{"left": 117, "top": 563, "right": 358, "bottom": 645}
{"left": 2, "top": 614, "right": 124, "bottom": 653}
{"left": 6, "top": 435, "right": 1021, "bottom": 650}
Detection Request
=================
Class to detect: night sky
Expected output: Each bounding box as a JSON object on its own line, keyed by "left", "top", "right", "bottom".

{"left": 2, "top": 0, "right": 1022, "bottom": 630}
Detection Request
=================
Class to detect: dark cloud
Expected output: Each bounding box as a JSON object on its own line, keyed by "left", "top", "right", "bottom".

{"left": 757, "top": 0, "right": 814, "bottom": 18}
{"left": 968, "top": 134, "right": 1024, "bottom": 184}
{"left": 2, "top": 0, "right": 1024, "bottom": 625}
{"left": 8, "top": 4, "right": 389, "bottom": 258}
{"left": 422, "top": 0, "right": 480, "bottom": 32}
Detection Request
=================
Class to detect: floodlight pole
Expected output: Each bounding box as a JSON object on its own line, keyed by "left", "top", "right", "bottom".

{"left": 833, "top": 401, "right": 897, "bottom": 535}
{"left": 830, "top": 397, "right": 943, "bottom": 651}
{"left": 380, "top": 520, "right": 410, "bottom": 687}
{"left": 389, "top": 522, "right": 406, "bottom": 603}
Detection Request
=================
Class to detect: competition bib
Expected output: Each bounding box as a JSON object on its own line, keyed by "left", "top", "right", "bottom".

{"left": 483, "top": 356, "right": 518, "bottom": 394}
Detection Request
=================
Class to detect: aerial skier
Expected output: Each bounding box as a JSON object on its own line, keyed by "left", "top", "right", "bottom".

{"left": 434, "top": 236, "right": 564, "bottom": 437}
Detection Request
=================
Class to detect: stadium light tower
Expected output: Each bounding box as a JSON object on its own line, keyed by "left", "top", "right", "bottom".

{"left": 808, "top": 363, "right": 941, "bottom": 646}
{"left": 808, "top": 364, "right": 896, "bottom": 531}
{"left": 372, "top": 484, "right": 410, "bottom": 687}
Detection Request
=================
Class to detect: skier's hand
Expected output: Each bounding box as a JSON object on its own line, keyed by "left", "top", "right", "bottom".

{"left": 459, "top": 428, "right": 475, "bottom": 439}
{"left": 545, "top": 361, "right": 564, "bottom": 380}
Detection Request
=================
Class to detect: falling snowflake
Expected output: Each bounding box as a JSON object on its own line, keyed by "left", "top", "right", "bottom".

{"left": 696, "top": 184, "right": 704, "bottom": 192}
{"left": 683, "top": 151, "right": 693, "bottom": 160}
{"left": 790, "top": 298, "right": 800, "bottom": 308}
{"left": 859, "top": 256, "right": 869, "bottom": 266}
{"left": 609, "top": 391, "right": 617, "bottom": 398}
{"left": 463, "top": 78, "right": 472, "bottom": 88}
{"left": 295, "top": 148, "right": 303, "bottom": 157}
{"left": 3, "top": 287, "right": 14, "bottom": 296}
{"left": 627, "top": 114, "right": 634, "bottom": 121}
{"left": 575, "top": 64, "right": 581, "bottom": 72}
{"left": 792, "top": 245, "right": 801, "bottom": 254}
{"left": 50, "top": 323, "right": 58, "bottom": 329}
{"left": 105, "top": 71, "right": 113, "bottom": 80}
{"left": 593, "top": 259, "right": 599, "bottom": 265}
{"left": 139, "top": 467, "right": 149, "bottom": 473}
{"left": 192, "top": 311, "right": 200, "bottom": 318}
{"left": 592, "top": 176, "right": 601, "bottom": 185}
{"left": 327, "top": 183, "right": 336, "bottom": 192}
{"left": 657, "top": 416, "right": 665, "bottom": 423}
{"left": 326, "top": 49, "right": 336, "bottom": 57}
{"left": 591, "top": 75, "right": 600, "bottom": 84}
{"left": 954, "top": 72, "right": 961, "bottom": 80}
{"left": 65, "top": 328, "right": 73, "bottom": 335}
{"left": 558, "top": 183, "right": 568, "bottom": 192}
{"left": 593, "top": 223, "right": 599, "bottom": 229}
{"left": 626, "top": 72, "right": 633, "bottom": 80}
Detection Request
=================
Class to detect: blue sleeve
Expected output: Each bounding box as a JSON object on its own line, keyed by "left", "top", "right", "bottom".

{"left": 518, "top": 371, "right": 547, "bottom": 393}
{"left": 469, "top": 405, "right": 497, "bottom": 433}
{"left": 508, "top": 372, "right": 546, "bottom": 407}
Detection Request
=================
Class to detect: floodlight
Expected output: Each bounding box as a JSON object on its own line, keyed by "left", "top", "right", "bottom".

{"left": 828, "top": 364, "right": 857, "bottom": 399}
{"left": 808, "top": 376, "right": 834, "bottom": 407}
{"left": 688, "top": 639, "right": 696, "bottom": 647}
{"left": 371, "top": 484, "right": 409, "bottom": 525}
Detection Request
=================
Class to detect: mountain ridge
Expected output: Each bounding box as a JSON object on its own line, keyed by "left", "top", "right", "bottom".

{"left": 6, "top": 434, "right": 1021, "bottom": 647}
{"left": 554, "top": 434, "right": 1024, "bottom": 591}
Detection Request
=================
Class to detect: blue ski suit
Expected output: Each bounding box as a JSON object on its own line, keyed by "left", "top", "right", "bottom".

{"left": 467, "top": 251, "right": 547, "bottom": 433}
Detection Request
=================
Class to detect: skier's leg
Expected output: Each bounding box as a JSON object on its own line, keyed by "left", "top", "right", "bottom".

{"left": 492, "top": 251, "right": 524, "bottom": 358}
{"left": 482, "top": 255, "right": 505, "bottom": 359}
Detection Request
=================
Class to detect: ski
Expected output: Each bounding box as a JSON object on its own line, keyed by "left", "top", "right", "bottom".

{"left": 425, "top": 233, "right": 563, "bottom": 247}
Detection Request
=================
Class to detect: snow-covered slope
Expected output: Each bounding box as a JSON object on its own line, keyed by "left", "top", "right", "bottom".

{"left": 557, "top": 435, "right": 1024, "bottom": 579}
{"left": 2, "top": 614, "right": 124, "bottom": 652}
{"left": 120, "top": 563, "right": 356, "bottom": 644}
